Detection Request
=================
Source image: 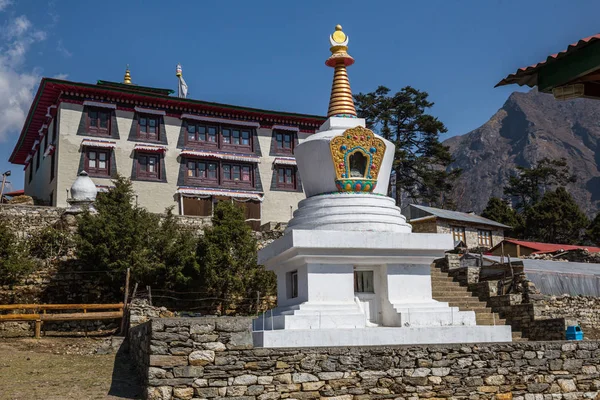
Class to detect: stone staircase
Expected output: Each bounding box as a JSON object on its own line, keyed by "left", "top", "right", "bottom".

{"left": 430, "top": 264, "right": 524, "bottom": 341}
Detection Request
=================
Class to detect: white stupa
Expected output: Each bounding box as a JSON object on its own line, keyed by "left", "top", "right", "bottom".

{"left": 66, "top": 170, "right": 98, "bottom": 213}
{"left": 252, "top": 25, "right": 512, "bottom": 347}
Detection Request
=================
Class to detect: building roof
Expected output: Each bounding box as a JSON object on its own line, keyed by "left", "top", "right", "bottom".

{"left": 488, "top": 239, "right": 600, "bottom": 255}
{"left": 3, "top": 190, "right": 24, "bottom": 197}
{"left": 495, "top": 34, "right": 600, "bottom": 88}
{"left": 10, "top": 77, "right": 327, "bottom": 165}
{"left": 408, "top": 204, "right": 511, "bottom": 229}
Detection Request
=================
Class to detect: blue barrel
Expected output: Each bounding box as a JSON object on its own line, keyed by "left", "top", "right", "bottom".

{"left": 566, "top": 325, "right": 584, "bottom": 341}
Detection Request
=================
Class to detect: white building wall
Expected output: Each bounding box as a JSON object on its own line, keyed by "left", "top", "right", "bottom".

{"left": 49, "top": 102, "right": 312, "bottom": 223}
{"left": 24, "top": 118, "right": 58, "bottom": 205}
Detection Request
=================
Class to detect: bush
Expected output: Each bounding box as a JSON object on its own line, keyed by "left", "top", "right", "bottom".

{"left": 29, "top": 226, "right": 74, "bottom": 260}
{"left": 0, "top": 219, "right": 37, "bottom": 285}
{"left": 76, "top": 175, "right": 198, "bottom": 299}
{"left": 197, "top": 201, "right": 275, "bottom": 314}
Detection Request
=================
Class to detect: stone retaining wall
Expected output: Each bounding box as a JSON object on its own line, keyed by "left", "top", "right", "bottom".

{"left": 131, "top": 316, "right": 600, "bottom": 400}
{"left": 533, "top": 295, "right": 600, "bottom": 331}
{"left": 0, "top": 204, "right": 64, "bottom": 237}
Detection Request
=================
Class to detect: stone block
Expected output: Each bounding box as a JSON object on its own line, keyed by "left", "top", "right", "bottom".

{"left": 147, "top": 386, "right": 173, "bottom": 400}
{"left": 257, "top": 376, "right": 273, "bottom": 385}
{"left": 190, "top": 322, "right": 215, "bottom": 334}
{"left": 233, "top": 374, "right": 258, "bottom": 385}
{"left": 215, "top": 317, "right": 251, "bottom": 332}
{"left": 202, "top": 342, "right": 226, "bottom": 352}
{"left": 189, "top": 350, "right": 215, "bottom": 366}
{"left": 302, "top": 381, "right": 325, "bottom": 391}
{"left": 173, "top": 366, "right": 204, "bottom": 378}
{"left": 149, "top": 355, "right": 189, "bottom": 367}
{"left": 485, "top": 375, "right": 506, "bottom": 386}
{"left": 557, "top": 379, "right": 577, "bottom": 393}
{"left": 226, "top": 331, "right": 254, "bottom": 350}
{"left": 318, "top": 372, "right": 344, "bottom": 380}
{"left": 173, "top": 387, "right": 194, "bottom": 400}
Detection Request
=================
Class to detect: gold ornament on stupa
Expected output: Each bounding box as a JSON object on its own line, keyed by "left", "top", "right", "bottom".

{"left": 325, "top": 25, "right": 356, "bottom": 118}
{"left": 123, "top": 65, "right": 132, "bottom": 84}
{"left": 325, "top": 24, "right": 386, "bottom": 193}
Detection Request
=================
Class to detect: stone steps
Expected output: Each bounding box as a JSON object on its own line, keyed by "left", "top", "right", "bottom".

{"left": 430, "top": 264, "right": 525, "bottom": 341}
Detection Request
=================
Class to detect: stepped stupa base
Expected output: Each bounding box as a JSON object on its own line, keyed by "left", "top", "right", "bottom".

{"left": 253, "top": 325, "right": 512, "bottom": 348}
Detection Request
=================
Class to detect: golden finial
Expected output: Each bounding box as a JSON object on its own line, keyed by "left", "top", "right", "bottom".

{"left": 325, "top": 24, "right": 356, "bottom": 118}
{"left": 124, "top": 65, "right": 132, "bottom": 84}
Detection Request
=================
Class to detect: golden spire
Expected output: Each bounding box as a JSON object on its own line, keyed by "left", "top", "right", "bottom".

{"left": 325, "top": 25, "right": 357, "bottom": 118}
{"left": 123, "top": 65, "right": 132, "bottom": 84}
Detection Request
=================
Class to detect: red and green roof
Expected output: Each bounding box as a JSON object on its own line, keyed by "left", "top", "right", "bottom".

{"left": 496, "top": 34, "right": 600, "bottom": 92}
{"left": 10, "top": 78, "right": 327, "bottom": 165}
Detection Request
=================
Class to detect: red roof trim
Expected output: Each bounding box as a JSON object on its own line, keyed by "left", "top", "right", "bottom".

{"left": 3, "top": 189, "right": 25, "bottom": 197}
{"left": 10, "top": 78, "right": 327, "bottom": 165}
{"left": 501, "top": 239, "right": 600, "bottom": 254}
{"left": 496, "top": 34, "right": 600, "bottom": 87}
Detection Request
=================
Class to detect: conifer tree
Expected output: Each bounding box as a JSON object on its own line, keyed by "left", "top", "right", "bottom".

{"left": 586, "top": 213, "right": 600, "bottom": 246}
{"left": 504, "top": 158, "right": 576, "bottom": 211}
{"left": 77, "top": 176, "right": 197, "bottom": 298}
{"left": 197, "top": 201, "right": 275, "bottom": 314}
{"left": 354, "top": 86, "right": 460, "bottom": 208}
{"left": 481, "top": 197, "right": 523, "bottom": 237}
{"left": 524, "top": 187, "right": 589, "bottom": 244}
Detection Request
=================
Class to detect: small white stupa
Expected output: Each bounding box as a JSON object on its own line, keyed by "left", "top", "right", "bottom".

{"left": 66, "top": 171, "right": 98, "bottom": 213}
{"left": 253, "top": 25, "right": 512, "bottom": 347}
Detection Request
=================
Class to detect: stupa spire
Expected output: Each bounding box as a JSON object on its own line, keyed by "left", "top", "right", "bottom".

{"left": 325, "top": 25, "right": 357, "bottom": 118}
{"left": 123, "top": 65, "right": 132, "bottom": 84}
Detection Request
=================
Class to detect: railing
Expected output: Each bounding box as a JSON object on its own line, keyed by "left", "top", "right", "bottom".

{"left": 0, "top": 303, "right": 124, "bottom": 338}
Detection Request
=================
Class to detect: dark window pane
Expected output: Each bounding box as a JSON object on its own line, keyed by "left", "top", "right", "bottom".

{"left": 232, "top": 130, "right": 240, "bottom": 145}
{"left": 208, "top": 127, "right": 217, "bottom": 142}
{"left": 284, "top": 134, "right": 291, "bottom": 148}
{"left": 285, "top": 168, "right": 293, "bottom": 183}
{"left": 208, "top": 163, "right": 217, "bottom": 179}
{"left": 187, "top": 161, "right": 196, "bottom": 177}
{"left": 242, "top": 131, "right": 250, "bottom": 145}
{"left": 242, "top": 166, "right": 250, "bottom": 181}
{"left": 278, "top": 168, "right": 284, "bottom": 183}
{"left": 233, "top": 165, "right": 240, "bottom": 180}
{"left": 99, "top": 112, "right": 109, "bottom": 129}
{"left": 198, "top": 126, "right": 206, "bottom": 141}
{"left": 223, "top": 165, "right": 231, "bottom": 179}
{"left": 89, "top": 111, "right": 98, "bottom": 127}
{"left": 140, "top": 117, "right": 147, "bottom": 127}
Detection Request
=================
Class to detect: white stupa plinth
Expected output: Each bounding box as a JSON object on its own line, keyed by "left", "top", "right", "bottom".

{"left": 252, "top": 25, "right": 512, "bottom": 347}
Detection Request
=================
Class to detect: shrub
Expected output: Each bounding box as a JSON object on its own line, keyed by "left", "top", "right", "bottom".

{"left": 197, "top": 201, "right": 275, "bottom": 314}
{"left": 0, "top": 219, "right": 37, "bottom": 285}
{"left": 29, "top": 225, "right": 74, "bottom": 260}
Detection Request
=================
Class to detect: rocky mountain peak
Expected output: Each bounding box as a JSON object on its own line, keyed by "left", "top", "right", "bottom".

{"left": 445, "top": 90, "right": 600, "bottom": 216}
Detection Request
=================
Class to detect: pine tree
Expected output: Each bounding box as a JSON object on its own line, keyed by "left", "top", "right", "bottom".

{"left": 197, "top": 201, "right": 275, "bottom": 314}
{"left": 504, "top": 158, "right": 576, "bottom": 211}
{"left": 77, "top": 175, "right": 197, "bottom": 299}
{"left": 525, "top": 187, "right": 589, "bottom": 244}
{"left": 354, "top": 86, "right": 460, "bottom": 208}
{"left": 481, "top": 197, "right": 523, "bottom": 236}
{"left": 586, "top": 213, "right": 600, "bottom": 246}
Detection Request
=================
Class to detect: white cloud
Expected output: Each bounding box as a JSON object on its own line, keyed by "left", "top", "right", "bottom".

{"left": 0, "top": 0, "right": 12, "bottom": 12}
{"left": 53, "top": 73, "right": 68, "bottom": 80}
{"left": 0, "top": 15, "right": 47, "bottom": 142}
{"left": 56, "top": 39, "right": 71, "bottom": 58}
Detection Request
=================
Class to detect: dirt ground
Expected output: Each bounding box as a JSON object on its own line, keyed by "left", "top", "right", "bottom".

{"left": 0, "top": 337, "right": 141, "bottom": 400}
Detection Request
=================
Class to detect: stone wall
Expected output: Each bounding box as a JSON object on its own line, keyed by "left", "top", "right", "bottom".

{"left": 0, "top": 204, "right": 64, "bottom": 237}
{"left": 131, "top": 316, "right": 600, "bottom": 400}
{"left": 533, "top": 295, "right": 600, "bottom": 333}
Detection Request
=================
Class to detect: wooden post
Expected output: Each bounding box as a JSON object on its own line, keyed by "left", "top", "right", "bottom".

{"left": 34, "top": 320, "right": 41, "bottom": 339}
{"left": 131, "top": 282, "right": 138, "bottom": 300}
{"left": 83, "top": 308, "right": 88, "bottom": 337}
{"left": 119, "top": 268, "right": 131, "bottom": 336}
{"left": 147, "top": 286, "right": 152, "bottom": 306}
{"left": 255, "top": 291, "right": 260, "bottom": 316}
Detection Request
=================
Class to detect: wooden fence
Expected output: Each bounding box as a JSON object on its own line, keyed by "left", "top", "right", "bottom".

{"left": 0, "top": 303, "right": 124, "bottom": 338}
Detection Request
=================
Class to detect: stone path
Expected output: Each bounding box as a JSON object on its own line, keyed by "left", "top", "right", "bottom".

{"left": 0, "top": 337, "right": 141, "bottom": 399}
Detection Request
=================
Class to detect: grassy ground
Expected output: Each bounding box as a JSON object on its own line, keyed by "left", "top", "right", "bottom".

{"left": 0, "top": 337, "right": 141, "bottom": 400}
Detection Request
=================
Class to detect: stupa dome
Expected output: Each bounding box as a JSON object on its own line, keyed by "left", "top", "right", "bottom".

{"left": 70, "top": 171, "right": 97, "bottom": 201}
{"left": 295, "top": 117, "right": 395, "bottom": 197}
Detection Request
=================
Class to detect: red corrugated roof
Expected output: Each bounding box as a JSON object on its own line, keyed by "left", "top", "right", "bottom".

{"left": 496, "top": 34, "right": 600, "bottom": 87}
{"left": 3, "top": 190, "right": 24, "bottom": 196}
{"left": 503, "top": 239, "right": 600, "bottom": 254}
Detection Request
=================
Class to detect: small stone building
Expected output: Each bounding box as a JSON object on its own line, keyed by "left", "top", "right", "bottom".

{"left": 406, "top": 204, "right": 509, "bottom": 249}
{"left": 488, "top": 239, "right": 600, "bottom": 258}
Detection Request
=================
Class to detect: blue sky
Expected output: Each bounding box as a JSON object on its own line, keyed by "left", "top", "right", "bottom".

{"left": 1, "top": 0, "right": 600, "bottom": 191}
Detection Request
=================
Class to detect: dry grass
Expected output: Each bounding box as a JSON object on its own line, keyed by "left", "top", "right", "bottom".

{"left": 0, "top": 337, "right": 141, "bottom": 400}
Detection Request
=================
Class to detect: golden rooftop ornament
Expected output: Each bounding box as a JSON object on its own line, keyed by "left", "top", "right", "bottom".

{"left": 123, "top": 65, "right": 132, "bottom": 84}
{"left": 326, "top": 25, "right": 357, "bottom": 118}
